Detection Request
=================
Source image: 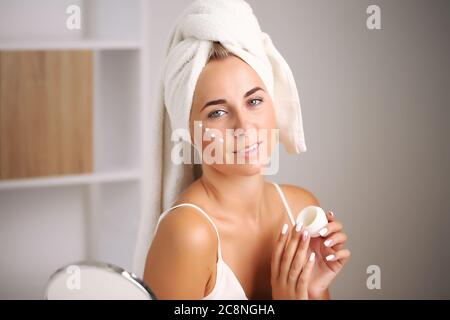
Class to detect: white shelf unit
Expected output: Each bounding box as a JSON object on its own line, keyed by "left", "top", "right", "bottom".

{"left": 0, "top": 171, "right": 141, "bottom": 191}
{"left": 0, "top": 40, "right": 142, "bottom": 51}
{"left": 0, "top": 0, "right": 151, "bottom": 299}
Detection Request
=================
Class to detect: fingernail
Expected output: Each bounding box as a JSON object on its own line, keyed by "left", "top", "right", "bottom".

{"left": 281, "top": 223, "right": 288, "bottom": 235}
{"left": 302, "top": 230, "right": 309, "bottom": 241}
{"left": 324, "top": 239, "right": 333, "bottom": 247}
{"left": 309, "top": 252, "right": 316, "bottom": 262}
{"left": 329, "top": 211, "right": 334, "bottom": 217}
{"left": 295, "top": 221, "right": 303, "bottom": 232}
{"left": 319, "top": 228, "right": 328, "bottom": 237}
{"left": 325, "top": 254, "right": 335, "bottom": 261}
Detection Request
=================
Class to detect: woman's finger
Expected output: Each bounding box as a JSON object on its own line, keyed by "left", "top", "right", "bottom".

{"left": 271, "top": 223, "right": 289, "bottom": 281}
{"left": 325, "top": 248, "right": 351, "bottom": 266}
{"left": 288, "top": 229, "right": 311, "bottom": 289}
{"left": 318, "top": 221, "right": 343, "bottom": 238}
{"left": 280, "top": 221, "right": 303, "bottom": 283}
{"left": 296, "top": 251, "right": 316, "bottom": 299}
{"left": 327, "top": 210, "right": 335, "bottom": 222}
{"left": 323, "top": 232, "right": 348, "bottom": 248}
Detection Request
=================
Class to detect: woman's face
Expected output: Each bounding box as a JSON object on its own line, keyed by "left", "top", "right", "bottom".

{"left": 189, "top": 55, "right": 277, "bottom": 176}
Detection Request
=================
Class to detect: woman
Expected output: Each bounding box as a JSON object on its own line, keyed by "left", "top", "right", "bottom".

{"left": 143, "top": 39, "right": 350, "bottom": 299}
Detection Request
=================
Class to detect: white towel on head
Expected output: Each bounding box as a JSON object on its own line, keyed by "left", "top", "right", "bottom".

{"left": 160, "top": 0, "right": 308, "bottom": 209}
{"left": 163, "top": 0, "right": 307, "bottom": 155}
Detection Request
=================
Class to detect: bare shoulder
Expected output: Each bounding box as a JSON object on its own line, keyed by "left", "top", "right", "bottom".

{"left": 154, "top": 205, "right": 217, "bottom": 249}
{"left": 143, "top": 205, "right": 217, "bottom": 299}
{"left": 276, "top": 183, "right": 321, "bottom": 215}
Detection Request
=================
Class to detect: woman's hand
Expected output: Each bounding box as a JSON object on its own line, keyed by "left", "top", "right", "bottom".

{"left": 271, "top": 221, "right": 316, "bottom": 299}
{"left": 307, "top": 211, "right": 351, "bottom": 299}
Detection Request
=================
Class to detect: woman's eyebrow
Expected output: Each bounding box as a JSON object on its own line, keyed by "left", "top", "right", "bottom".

{"left": 200, "top": 87, "right": 265, "bottom": 111}
{"left": 244, "top": 86, "right": 264, "bottom": 98}
{"left": 201, "top": 98, "right": 227, "bottom": 111}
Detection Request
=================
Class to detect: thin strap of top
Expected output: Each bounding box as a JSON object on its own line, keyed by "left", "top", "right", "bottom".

{"left": 154, "top": 203, "right": 223, "bottom": 260}
{"left": 271, "top": 182, "right": 296, "bottom": 226}
{"left": 153, "top": 182, "right": 295, "bottom": 262}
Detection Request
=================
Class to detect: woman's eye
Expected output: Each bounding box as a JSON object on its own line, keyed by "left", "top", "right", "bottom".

{"left": 248, "top": 98, "right": 263, "bottom": 107}
{"left": 208, "top": 110, "right": 226, "bottom": 119}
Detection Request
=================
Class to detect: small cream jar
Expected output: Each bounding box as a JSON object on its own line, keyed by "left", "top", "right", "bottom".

{"left": 296, "top": 206, "right": 328, "bottom": 238}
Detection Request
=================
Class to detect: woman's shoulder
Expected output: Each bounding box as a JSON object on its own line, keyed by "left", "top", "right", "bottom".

{"left": 145, "top": 204, "right": 218, "bottom": 299}
{"left": 155, "top": 203, "right": 218, "bottom": 252}
{"left": 276, "top": 183, "right": 321, "bottom": 213}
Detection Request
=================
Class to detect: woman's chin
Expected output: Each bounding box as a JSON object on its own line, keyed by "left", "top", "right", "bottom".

{"left": 214, "top": 162, "right": 266, "bottom": 176}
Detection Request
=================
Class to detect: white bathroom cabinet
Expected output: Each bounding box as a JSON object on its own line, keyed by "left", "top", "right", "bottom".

{"left": 0, "top": 0, "right": 152, "bottom": 299}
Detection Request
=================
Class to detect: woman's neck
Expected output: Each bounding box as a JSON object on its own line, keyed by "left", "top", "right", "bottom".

{"left": 199, "top": 165, "right": 267, "bottom": 225}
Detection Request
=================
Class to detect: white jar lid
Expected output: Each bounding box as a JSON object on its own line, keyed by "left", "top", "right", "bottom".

{"left": 297, "top": 205, "right": 328, "bottom": 237}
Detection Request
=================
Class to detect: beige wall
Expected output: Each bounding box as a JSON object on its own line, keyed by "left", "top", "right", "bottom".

{"left": 148, "top": 0, "right": 450, "bottom": 299}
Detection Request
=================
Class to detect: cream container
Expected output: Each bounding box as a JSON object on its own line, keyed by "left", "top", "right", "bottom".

{"left": 296, "top": 205, "right": 329, "bottom": 238}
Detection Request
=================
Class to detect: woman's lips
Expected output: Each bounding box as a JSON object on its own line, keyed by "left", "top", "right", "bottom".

{"left": 233, "top": 141, "right": 261, "bottom": 155}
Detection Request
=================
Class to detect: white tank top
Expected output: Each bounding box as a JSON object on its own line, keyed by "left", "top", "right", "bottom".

{"left": 152, "top": 182, "right": 296, "bottom": 300}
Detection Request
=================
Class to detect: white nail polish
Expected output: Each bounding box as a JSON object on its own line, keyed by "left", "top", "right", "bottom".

{"left": 324, "top": 239, "right": 333, "bottom": 247}
{"left": 325, "top": 254, "right": 335, "bottom": 261}
{"left": 281, "top": 223, "right": 288, "bottom": 235}
{"left": 205, "top": 128, "right": 209, "bottom": 132}
{"left": 211, "top": 133, "right": 215, "bottom": 138}
{"left": 219, "top": 138, "right": 224, "bottom": 143}
{"left": 295, "top": 221, "right": 303, "bottom": 232}
{"left": 329, "top": 211, "right": 334, "bottom": 217}
{"left": 198, "top": 123, "right": 203, "bottom": 127}
{"left": 302, "top": 230, "right": 309, "bottom": 241}
{"left": 309, "top": 252, "right": 316, "bottom": 262}
{"left": 319, "top": 228, "right": 328, "bottom": 237}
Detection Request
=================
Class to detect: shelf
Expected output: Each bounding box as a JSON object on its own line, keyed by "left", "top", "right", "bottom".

{"left": 0, "top": 170, "right": 141, "bottom": 190}
{"left": 0, "top": 39, "right": 142, "bottom": 51}
{"left": 0, "top": 0, "right": 142, "bottom": 52}
{"left": 0, "top": 0, "right": 148, "bottom": 299}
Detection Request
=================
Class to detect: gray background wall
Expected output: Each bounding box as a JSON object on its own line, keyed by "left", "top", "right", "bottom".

{"left": 147, "top": 0, "right": 450, "bottom": 299}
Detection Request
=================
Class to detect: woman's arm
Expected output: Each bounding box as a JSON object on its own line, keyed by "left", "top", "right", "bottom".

{"left": 143, "top": 207, "right": 216, "bottom": 299}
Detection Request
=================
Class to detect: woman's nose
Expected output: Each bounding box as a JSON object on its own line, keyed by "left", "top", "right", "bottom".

{"left": 233, "top": 111, "right": 258, "bottom": 142}
{"left": 233, "top": 109, "right": 254, "bottom": 132}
